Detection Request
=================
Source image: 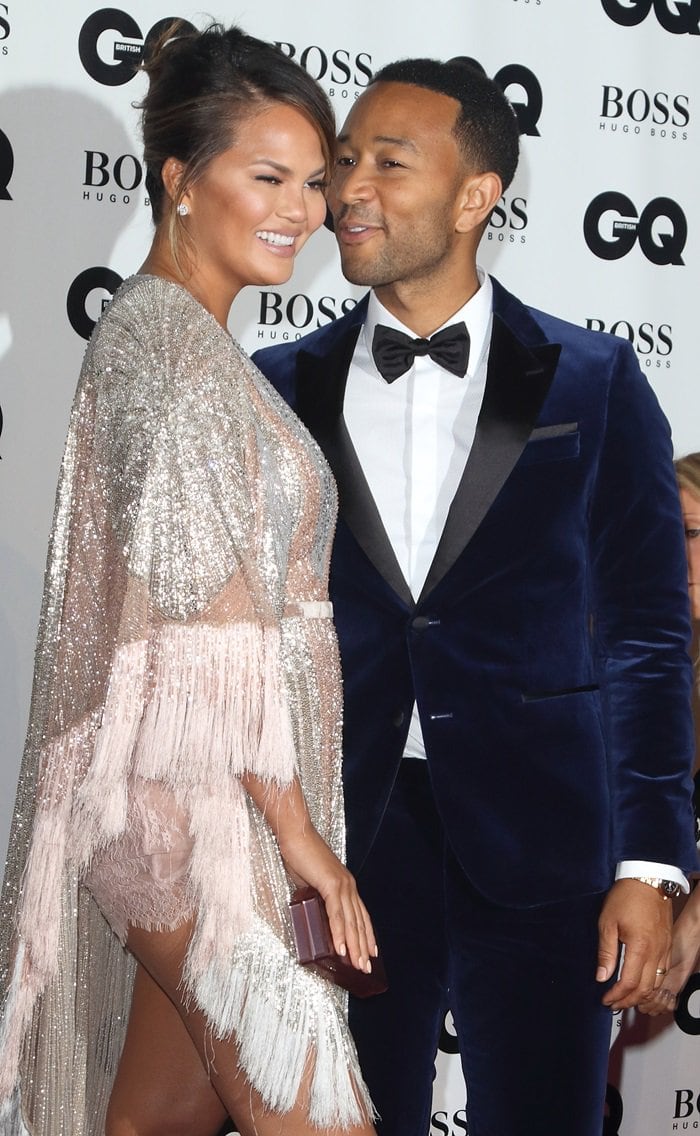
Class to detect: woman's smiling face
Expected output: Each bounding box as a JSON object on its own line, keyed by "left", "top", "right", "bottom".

{"left": 180, "top": 101, "right": 328, "bottom": 305}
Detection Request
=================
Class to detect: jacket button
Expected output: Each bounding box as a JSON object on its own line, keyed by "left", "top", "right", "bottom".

{"left": 412, "top": 615, "right": 430, "bottom": 631}
{"left": 392, "top": 709, "right": 405, "bottom": 727}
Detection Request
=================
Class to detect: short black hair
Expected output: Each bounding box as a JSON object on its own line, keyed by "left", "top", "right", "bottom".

{"left": 371, "top": 57, "right": 519, "bottom": 190}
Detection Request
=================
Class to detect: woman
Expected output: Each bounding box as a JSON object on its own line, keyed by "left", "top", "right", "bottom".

{"left": 639, "top": 451, "right": 700, "bottom": 1017}
{"left": 0, "top": 23, "right": 378, "bottom": 1136}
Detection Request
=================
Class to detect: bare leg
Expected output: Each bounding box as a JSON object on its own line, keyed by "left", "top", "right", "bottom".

{"left": 107, "top": 921, "right": 376, "bottom": 1136}
{"left": 106, "top": 962, "right": 228, "bottom": 1136}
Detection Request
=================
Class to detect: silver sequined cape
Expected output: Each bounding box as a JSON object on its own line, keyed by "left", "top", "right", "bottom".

{"left": 0, "top": 275, "right": 371, "bottom": 1134}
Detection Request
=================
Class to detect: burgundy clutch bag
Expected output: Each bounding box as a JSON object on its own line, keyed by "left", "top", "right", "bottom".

{"left": 289, "top": 886, "right": 388, "bottom": 998}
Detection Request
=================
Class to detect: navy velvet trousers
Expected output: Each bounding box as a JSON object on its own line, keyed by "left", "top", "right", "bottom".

{"left": 350, "top": 760, "right": 612, "bottom": 1136}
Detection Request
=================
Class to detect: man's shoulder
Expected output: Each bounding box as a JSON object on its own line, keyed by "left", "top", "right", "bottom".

{"left": 493, "top": 277, "right": 631, "bottom": 364}
{"left": 532, "top": 305, "right": 627, "bottom": 361}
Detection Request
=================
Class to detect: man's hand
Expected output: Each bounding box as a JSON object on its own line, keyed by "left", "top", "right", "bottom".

{"left": 597, "top": 878, "right": 672, "bottom": 1009}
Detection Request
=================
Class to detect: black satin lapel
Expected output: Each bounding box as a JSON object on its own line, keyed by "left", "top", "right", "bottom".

{"left": 296, "top": 330, "right": 413, "bottom": 607}
{"left": 418, "top": 316, "right": 561, "bottom": 603}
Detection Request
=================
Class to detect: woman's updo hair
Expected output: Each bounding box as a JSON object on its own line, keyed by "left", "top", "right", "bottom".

{"left": 137, "top": 22, "right": 335, "bottom": 258}
{"left": 676, "top": 453, "right": 700, "bottom": 500}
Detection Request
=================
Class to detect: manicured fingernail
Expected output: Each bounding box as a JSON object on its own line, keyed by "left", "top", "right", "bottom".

{"left": 338, "top": 943, "right": 347, "bottom": 957}
{"left": 365, "top": 960, "right": 372, "bottom": 974}
{"left": 374, "top": 945, "right": 379, "bottom": 957}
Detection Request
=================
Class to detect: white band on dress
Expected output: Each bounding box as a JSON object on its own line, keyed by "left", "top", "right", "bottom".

{"left": 284, "top": 601, "right": 333, "bottom": 619}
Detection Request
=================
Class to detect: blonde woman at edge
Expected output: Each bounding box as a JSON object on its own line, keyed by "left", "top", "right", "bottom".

{"left": 640, "top": 452, "right": 700, "bottom": 1016}
{"left": 0, "top": 23, "right": 378, "bottom": 1136}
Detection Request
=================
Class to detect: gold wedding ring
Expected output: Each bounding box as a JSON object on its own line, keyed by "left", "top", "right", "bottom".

{"left": 655, "top": 967, "right": 668, "bottom": 976}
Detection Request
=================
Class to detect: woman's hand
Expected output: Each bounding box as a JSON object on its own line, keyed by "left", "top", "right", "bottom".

{"left": 636, "top": 952, "right": 696, "bottom": 1016}
{"left": 241, "top": 772, "right": 378, "bottom": 973}
{"left": 279, "top": 823, "right": 377, "bottom": 973}
{"left": 638, "top": 888, "right": 700, "bottom": 1016}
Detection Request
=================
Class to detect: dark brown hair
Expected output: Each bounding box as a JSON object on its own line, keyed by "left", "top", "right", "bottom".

{"left": 137, "top": 22, "right": 335, "bottom": 259}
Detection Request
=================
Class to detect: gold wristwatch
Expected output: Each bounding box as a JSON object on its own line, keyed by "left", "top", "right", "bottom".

{"left": 632, "top": 876, "right": 682, "bottom": 899}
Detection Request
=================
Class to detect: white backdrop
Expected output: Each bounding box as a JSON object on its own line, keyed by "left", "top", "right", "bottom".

{"left": 1, "top": 3, "right": 699, "bottom": 1134}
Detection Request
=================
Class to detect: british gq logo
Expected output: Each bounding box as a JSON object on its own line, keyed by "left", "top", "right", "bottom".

{"left": 82, "top": 149, "right": 148, "bottom": 207}
{"left": 67, "top": 267, "right": 123, "bottom": 339}
{"left": 451, "top": 57, "right": 542, "bottom": 136}
{"left": 256, "top": 291, "right": 357, "bottom": 343}
{"left": 583, "top": 193, "right": 687, "bottom": 264}
{"left": 274, "top": 42, "right": 372, "bottom": 101}
{"left": 79, "top": 10, "right": 196, "bottom": 85}
{"left": 0, "top": 127, "right": 13, "bottom": 200}
{"left": 0, "top": 4, "right": 9, "bottom": 54}
{"left": 599, "top": 84, "right": 689, "bottom": 142}
{"left": 602, "top": 0, "right": 700, "bottom": 33}
{"left": 586, "top": 318, "right": 673, "bottom": 370}
{"left": 487, "top": 195, "right": 528, "bottom": 246}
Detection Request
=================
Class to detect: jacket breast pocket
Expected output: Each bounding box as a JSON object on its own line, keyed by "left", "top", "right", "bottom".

{"left": 521, "top": 683, "right": 599, "bottom": 704}
{"left": 519, "top": 423, "right": 580, "bottom": 466}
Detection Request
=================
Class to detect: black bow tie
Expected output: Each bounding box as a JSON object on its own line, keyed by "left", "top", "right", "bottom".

{"left": 371, "top": 322, "right": 470, "bottom": 383}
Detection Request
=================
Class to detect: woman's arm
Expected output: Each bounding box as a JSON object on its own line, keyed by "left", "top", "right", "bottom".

{"left": 241, "top": 772, "right": 377, "bottom": 973}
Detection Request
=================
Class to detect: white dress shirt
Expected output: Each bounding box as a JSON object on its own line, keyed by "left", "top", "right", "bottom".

{"left": 342, "top": 270, "right": 687, "bottom": 890}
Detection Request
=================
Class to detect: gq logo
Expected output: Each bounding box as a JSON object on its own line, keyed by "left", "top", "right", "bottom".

{"left": 79, "top": 9, "right": 196, "bottom": 85}
{"left": 450, "top": 57, "right": 542, "bottom": 137}
{"left": 0, "top": 127, "right": 13, "bottom": 200}
{"left": 0, "top": 4, "right": 9, "bottom": 54}
{"left": 583, "top": 192, "right": 687, "bottom": 264}
{"left": 67, "top": 267, "right": 123, "bottom": 339}
{"left": 602, "top": 0, "right": 700, "bottom": 33}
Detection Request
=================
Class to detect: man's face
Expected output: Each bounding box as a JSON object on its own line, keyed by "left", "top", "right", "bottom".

{"left": 329, "top": 81, "right": 469, "bottom": 290}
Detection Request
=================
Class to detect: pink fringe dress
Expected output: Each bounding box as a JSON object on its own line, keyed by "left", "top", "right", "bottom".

{"left": 0, "top": 276, "right": 372, "bottom": 1135}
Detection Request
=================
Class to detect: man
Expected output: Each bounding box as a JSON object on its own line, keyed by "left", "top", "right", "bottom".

{"left": 254, "top": 59, "right": 697, "bottom": 1136}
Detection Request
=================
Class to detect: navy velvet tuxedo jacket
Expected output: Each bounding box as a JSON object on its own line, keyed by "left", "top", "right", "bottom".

{"left": 254, "top": 277, "right": 698, "bottom": 906}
